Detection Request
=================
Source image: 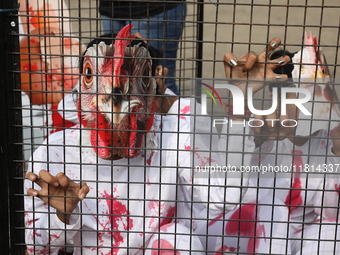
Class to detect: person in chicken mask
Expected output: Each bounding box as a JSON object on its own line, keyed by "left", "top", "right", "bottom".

{"left": 24, "top": 25, "right": 248, "bottom": 255}
{"left": 194, "top": 37, "right": 340, "bottom": 255}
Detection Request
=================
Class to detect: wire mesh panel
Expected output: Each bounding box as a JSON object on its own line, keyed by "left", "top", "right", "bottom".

{"left": 4, "top": 0, "right": 340, "bottom": 254}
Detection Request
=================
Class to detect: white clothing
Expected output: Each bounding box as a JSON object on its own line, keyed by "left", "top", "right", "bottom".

{"left": 196, "top": 125, "right": 340, "bottom": 254}
{"left": 25, "top": 98, "right": 245, "bottom": 254}
{"left": 22, "top": 92, "right": 51, "bottom": 160}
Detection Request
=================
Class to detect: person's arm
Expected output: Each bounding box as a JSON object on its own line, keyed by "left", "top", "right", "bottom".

{"left": 312, "top": 128, "right": 340, "bottom": 219}
{"left": 223, "top": 37, "right": 290, "bottom": 120}
{"left": 24, "top": 144, "right": 89, "bottom": 254}
{"left": 212, "top": 38, "right": 291, "bottom": 210}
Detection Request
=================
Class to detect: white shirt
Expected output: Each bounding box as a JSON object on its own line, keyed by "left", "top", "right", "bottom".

{"left": 25, "top": 98, "right": 245, "bottom": 254}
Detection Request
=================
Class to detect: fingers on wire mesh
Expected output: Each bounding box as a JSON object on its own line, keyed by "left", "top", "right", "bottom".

{"left": 223, "top": 52, "right": 238, "bottom": 67}
{"left": 55, "top": 172, "right": 71, "bottom": 189}
{"left": 26, "top": 170, "right": 58, "bottom": 188}
{"left": 79, "top": 182, "right": 90, "bottom": 200}
{"left": 242, "top": 51, "right": 258, "bottom": 72}
{"left": 270, "top": 55, "right": 291, "bottom": 70}
{"left": 261, "top": 37, "right": 281, "bottom": 58}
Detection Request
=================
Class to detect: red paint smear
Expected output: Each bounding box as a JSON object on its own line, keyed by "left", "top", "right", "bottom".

{"left": 148, "top": 200, "right": 160, "bottom": 210}
{"left": 215, "top": 245, "right": 228, "bottom": 255}
{"left": 335, "top": 184, "right": 340, "bottom": 195}
{"left": 226, "top": 204, "right": 256, "bottom": 235}
{"left": 146, "top": 151, "right": 155, "bottom": 165}
{"left": 194, "top": 148, "right": 216, "bottom": 167}
{"left": 103, "top": 191, "right": 134, "bottom": 251}
{"left": 91, "top": 110, "right": 112, "bottom": 159}
{"left": 151, "top": 239, "right": 180, "bottom": 255}
{"left": 229, "top": 246, "right": 238, "bottom": 252}
{"left": 23, "top": 62, "right": 38, "bottom": 72}
{"left": 304, "top": 31, "right": 318, "bottom": 64}
{"left": 180, "top": 105, "right": 190, "bottom": 119}
{"left": 26, "top": 218, "right": 39, "bottom": 227}
{"left": 183, "top": 145, "right": 216, "bottom": 167}
{"left": 160, "top": 206, "right": 176, "bottom": 227}
{"left": 34, "top": 230, "right": 42, "bottom": 237}
{"left": 126, "top": 113, "right": 138, "bottom": 158}
{"left": 284, "top": 150, "right": 303, "bottom": 212}
{"left": 293, "top": 228, "right": 303, "bottom": 235}
{"left": 113, "top": 24, "right": 134, "bottom": 86}
{"left": 181, "top": 106, "right": 190, "bottom": 114}
{"left": 215, "top": 245, "right": 240, "bottom": 254}
{"left": 63, "top": 38, "right": 73, "bottom": 49}
{"left": 47, "top": 70, "right": 62, "bottom": 83}
{"left": 208, "top": 212, "right": 225, "bottom": 226}
{"left": 49, "top": 104, "right": 76, "bottom": 134}
{"left": 29, "top": 11, "right": 40, "bottom": 29}
{"left": 160, "top": 223, "right": 174, "bottom": 232}
{"left": 49, "top": 234, "right": 60, "bottom": 242}
{"left": 27, "top": 247, "right": 34, "bottom": 253}
{"left": 225, "top": 203, "right": 264, "bottom": 254}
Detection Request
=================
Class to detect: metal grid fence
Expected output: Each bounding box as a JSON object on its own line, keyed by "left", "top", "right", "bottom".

{"left": 2, "top": 0, "right": 340, "bottom": 254}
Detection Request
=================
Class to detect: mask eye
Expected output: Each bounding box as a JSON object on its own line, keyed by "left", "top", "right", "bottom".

{"left": 83, "top": 62, "right": 93, "bottom": 87}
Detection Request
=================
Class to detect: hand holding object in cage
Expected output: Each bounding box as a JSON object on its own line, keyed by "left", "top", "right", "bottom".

{"left": 223, "top": 37, "right": 291, "bottom": 96}
{"left": 26, "top": 170, "right": 89, "bottom": 224}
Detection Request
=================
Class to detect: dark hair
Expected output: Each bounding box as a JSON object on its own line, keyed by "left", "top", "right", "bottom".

{"left": 268, "top": 49, "right": 296, "bottom": 92}
{"left": 80, "top": 33, "right": 162, "bottom": 76}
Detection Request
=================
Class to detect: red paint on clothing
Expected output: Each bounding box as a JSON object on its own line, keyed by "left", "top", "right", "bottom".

{"left": 49, "top": 234, "right": 60, "bottom": 241}
{"left": 215, "top": 245, "right": 228, "bottom": 254}
{"left": 225, "top": 203, "right": 265, "bottom": 254}
{"left": 215, "top": 245, "right": 240, "bottom": 254}
{"left": 146, "top": 151, "right": 155, "bottom": 165}
{"left": 179, "top": 105, "right": 190, "bottom": 119}
{"left": 30, "top": 38, "right": 37, "bottom": 44}
{"left": 160, "top": 206, "right": 176, "bottom": 226}
{"left": 284, "top": 150, "right": 303, "bottom": 212}
{"left": 29, "top": 11, "right": 40, "bottom": 28}
{"left": 49, "top": 104, "right": 76, "bottom": 134}
{"left": 63, "top": 38, "right": 72, "bottom": 49}
{"left": 208, "top": 212, "right": 225, "bottom": 226}
{"left": 23, "top": 62, "right": 38, "bottom": 72}
{"left": 102, "top": 191, "right": 134, "bottom": 252}
{"left": 160, "top": 223, "right": 174, "bottom": 232}
{"left": 34, "top": 230, "right": 42, "bottom": 237}
{"left": 335, "top": 184, "right": 340, "bottom": 195}
{"left": 185, "top": 145, "right": 215, "bottom": 166}
{"left": 151, "top": 239, "right": 181, "bottom": 255}
{"left": 193, "top": 147, "right": 216, "bottom": 167}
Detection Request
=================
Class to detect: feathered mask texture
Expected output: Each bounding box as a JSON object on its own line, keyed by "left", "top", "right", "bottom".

{"left": 78, "top": 25, "right": 157, "bottom": 159}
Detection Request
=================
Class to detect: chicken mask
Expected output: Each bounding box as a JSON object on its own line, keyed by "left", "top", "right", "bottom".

{"left": 78, "top": 25, "right": 157, "bottom": 159}
{"left": 271, "top": 31, "right": 340, "bottom": 135}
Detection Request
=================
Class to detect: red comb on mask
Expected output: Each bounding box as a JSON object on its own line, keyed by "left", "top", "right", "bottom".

{"left": 113, "top": 24, "right": 134, "bottom": 87}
